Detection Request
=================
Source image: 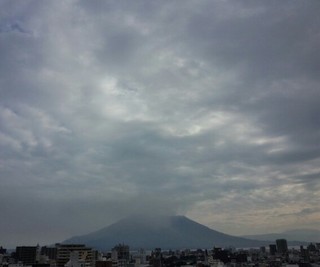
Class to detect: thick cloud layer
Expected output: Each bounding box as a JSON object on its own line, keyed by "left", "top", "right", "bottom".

{"left": 1, "top": 0, "right": 320, "bottom": 248}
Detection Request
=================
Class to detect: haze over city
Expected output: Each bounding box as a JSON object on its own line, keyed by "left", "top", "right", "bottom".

{"left": 0, "top": 0, "right": 319, "bottom": 248}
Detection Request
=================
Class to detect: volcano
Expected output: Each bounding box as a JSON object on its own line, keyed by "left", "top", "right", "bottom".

{"left": 63, "top": 215, "right": 267, "bottom": 250}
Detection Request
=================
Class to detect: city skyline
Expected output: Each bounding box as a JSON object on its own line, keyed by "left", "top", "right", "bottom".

{"left": 1, "top": 1, "right": 320, "bottom": 248}
{"left": 4, "top": 241, "right": 320, "bottom": 267}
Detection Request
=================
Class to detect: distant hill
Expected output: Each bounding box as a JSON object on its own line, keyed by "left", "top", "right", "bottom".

{"left": 63, "top": 215, "right": 269, "bottom": 250}
{"left": 242, "top": 229, "right": 320, "bottom": 243}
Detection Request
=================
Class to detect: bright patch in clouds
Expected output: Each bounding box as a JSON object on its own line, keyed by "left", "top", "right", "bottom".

{"left": 0, "top": 0, "right": 320, "bottom": 247}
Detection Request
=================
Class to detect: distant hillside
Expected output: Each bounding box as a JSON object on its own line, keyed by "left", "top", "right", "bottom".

{"left": 63, "top": 215, "right": 269, "bottom": 250}
{"left": 242, "top": 229, "right": 320, "bottom": 243}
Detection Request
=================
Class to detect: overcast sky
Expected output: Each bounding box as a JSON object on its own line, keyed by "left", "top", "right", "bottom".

{"left": 1, "top": 0, "right": 320, "bottom": 248}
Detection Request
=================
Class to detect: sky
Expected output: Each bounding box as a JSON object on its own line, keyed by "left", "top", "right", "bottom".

{"left": 0, "top": 0, "right": 320, "bottom": 248}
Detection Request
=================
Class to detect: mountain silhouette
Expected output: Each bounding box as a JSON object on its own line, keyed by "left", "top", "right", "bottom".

{"left": 63, "top": 215, "right": 268, "bottom": 250}
{"left": 242, "top": 228, "right": 320, "bottom": 243}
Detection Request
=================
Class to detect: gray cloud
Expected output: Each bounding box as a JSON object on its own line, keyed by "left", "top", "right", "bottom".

{"left": 1, "top": 0, "right": 320, "bottom": 247}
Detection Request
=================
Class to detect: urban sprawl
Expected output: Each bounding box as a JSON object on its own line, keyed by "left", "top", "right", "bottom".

{"left": 1, "top": 240, "right": 320, "bottom": 267}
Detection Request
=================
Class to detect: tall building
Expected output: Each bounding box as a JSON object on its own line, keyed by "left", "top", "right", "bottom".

{"left": 64, "top": 251, "right": 86, "bottom": 267}
{"left": 151, "top": 248, "right": 162, "bottom": 267}
{"left": 111, "top": 244, "right": 130, "bottom": 267}
{"left": 40, "top": 246, "right": 57, "bottom": 260}
{"left": 0, "top": 246, "right": 7, "bottom": 254}
{"left": 269, "top": 244, "right": 277, "bottom": 256}
{"left": 112, "top": 244, "right": 130, "bottom": 261}
{"left": 276, "top": 239, "right": 288, "bottom": 254}
{"left": 16, "top": 246, "right": 38, "bottom": 265}
{"left": 132, "top": 249, "right": 146, "bottom": 266}
{"left": 300, "top": 247, "right": 310, "bottom": 262}
{"left": 56, "top": 244, "right": 95, "bottom": 267}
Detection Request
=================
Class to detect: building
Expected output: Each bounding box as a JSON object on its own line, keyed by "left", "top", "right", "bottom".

{"left": 15, "top": 246, "right": 38, "bottom": 265}
{"left": 96, "top": 261, "right": 113, "bottom": 267}
{"left": 150, "top": 248, "right": 162, "bottom": 267}
{"left": 276, "top": 239, "right": 288, "bottom": 254}
{"left": 112, "top": 245, "right": 130, "bottom": 261}
{"left": 269, "top": 245, "right": 277, "bottom": 256}
{"left": 40, "top": 246, "right": 57, "bottom": 260}
{"left": 0, "top": 247, "right": 7, "bottom": 255}
{"left": 56, "top": 244, "right": 95, "bottom": 267}
{"left": 111, "top": 244, "right": 130, "bottom": 267}
{"left": 64, "top": 251, "right": 86, "bottom": 267}
{"left": 132, "top": 249, "right": 146, "bottom": 267}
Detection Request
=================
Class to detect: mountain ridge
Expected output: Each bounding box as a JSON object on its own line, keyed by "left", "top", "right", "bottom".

{"left": 241, "top": 228, "right": 320, "bottom": 243}
{"left": 63, "top": 215, "right": 270, "bottom": 250}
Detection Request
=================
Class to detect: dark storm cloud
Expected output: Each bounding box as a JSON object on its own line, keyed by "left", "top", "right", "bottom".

{"left": 0, "top": 0, "right": 319, "bottom": 247}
